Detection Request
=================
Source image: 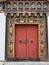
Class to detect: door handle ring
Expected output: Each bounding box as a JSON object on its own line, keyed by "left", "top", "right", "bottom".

{"left": 30, "top": 40, "right": 33, "bottom": 43}
{"left": 19, "top": 39, "right": 23, "bottom": 43}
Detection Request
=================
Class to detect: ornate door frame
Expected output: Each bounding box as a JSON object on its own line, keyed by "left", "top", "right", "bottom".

{"left": 5, "top": 13, "right": 48, "bottom": 61}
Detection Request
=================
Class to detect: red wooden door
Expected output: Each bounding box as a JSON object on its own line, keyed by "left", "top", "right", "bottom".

{"left": 27, "top": 25, "right": 38, "bottom": 59}
{"left": 15, "top": 25, "right": 26, "bottom": 58}
{"left": 15, "top": 24, "right": 38, "bottom": 59}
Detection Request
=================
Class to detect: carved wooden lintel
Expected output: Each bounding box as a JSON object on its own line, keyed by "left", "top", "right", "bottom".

{"left": 0, "top": 1, "right": 49, "bottom": 16}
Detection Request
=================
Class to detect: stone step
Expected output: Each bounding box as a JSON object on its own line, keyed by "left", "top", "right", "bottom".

{"left": 0, "top": 62, "right": 49, "bottom": 65}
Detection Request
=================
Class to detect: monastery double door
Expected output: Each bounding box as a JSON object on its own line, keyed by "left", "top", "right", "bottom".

{"left": 15, "top": 24, "right": 38, "bottom": 60}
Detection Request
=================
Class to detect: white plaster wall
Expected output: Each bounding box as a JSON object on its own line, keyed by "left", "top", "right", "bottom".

{"left": 0, "top": 13, "right": 6, "bottom": 61}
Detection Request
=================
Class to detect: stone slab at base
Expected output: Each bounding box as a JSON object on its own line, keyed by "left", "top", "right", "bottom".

{"left": 0, "top": 62, "right": 49, "bottom": 65}
{"left": 0, "top": 62, "right": 4, "bottom": 65}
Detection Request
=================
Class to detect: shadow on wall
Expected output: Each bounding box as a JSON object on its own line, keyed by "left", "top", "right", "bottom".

{"left": 48, "top": 16, "right": 49, "bottom": 61}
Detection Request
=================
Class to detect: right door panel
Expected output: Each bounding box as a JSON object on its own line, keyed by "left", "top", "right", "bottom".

{"left": 27, "top": 25, "right": 38, "bottom": 59}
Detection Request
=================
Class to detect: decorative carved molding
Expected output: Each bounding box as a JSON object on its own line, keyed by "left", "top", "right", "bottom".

{"left": 0, "top": 1, "right": 49, "bottom": 15}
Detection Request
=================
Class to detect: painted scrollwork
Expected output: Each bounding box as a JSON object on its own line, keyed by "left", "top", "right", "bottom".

{"left": 40, "top": 28, "right": 44, "bottom": 36}
{"left": 40, "top": 41, "right": 45, "bottom": 56}
{"left": 10, "top": 24, "right": 13, "bottom": 35}
{"left": 39, "top": 18, "right": 46, "bottom": 57}
{"left": 7, "top": 20, "right": 15, "bottom": 58}
{"left": 9, "top": 42, "right": 13, "bottom": 53}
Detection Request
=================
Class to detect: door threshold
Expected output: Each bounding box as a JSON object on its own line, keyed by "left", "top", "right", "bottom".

{"left": 14, "top": 58, "right": 40, "bottom": 61}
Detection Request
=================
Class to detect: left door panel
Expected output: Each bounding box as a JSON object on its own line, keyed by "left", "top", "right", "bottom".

{"left": 15, "top": 25, "right": 26, "bottom": 59}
